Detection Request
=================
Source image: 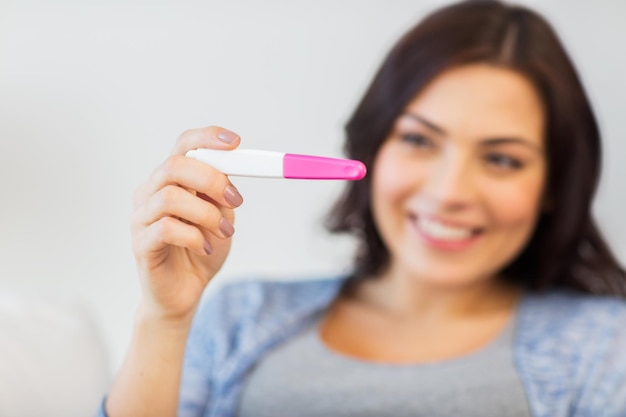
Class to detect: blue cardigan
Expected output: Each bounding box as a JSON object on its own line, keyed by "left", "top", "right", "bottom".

{"left": 99, "top": 276, "right": 626, "bottom": 417}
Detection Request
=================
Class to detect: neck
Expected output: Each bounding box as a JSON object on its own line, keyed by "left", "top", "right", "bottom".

{"left": 353, "top": 267, "right": 521, "bottom": 322}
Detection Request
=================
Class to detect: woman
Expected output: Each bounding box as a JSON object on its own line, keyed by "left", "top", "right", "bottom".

{"left": 101, "top": 1, "right": 626, "bottom": 416}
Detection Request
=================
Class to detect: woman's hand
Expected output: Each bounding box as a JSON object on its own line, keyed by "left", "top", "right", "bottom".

{"left": 130, "top": 126, "right": 243, "bottom": 323}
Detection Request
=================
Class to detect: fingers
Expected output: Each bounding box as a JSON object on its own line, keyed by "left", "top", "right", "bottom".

{"left": 132, "top": 125, "right": 243, "bottom": 258}
{"left": 172, "top": 126, "right": 240, "bottom": 156}
{"left": 137, "top": 185, "right": 235, "bottom": 240}
{"left": 134, "top": 126, "right": 244, "bottom": 210}
{"left": 134, "top": 154, "right": 244, "bottom": 211}
{"left": 197, "top": 192, "right": 236, "bottom": 225}
{"left": 136, "top": 216, "right": 213, "bottom": 258}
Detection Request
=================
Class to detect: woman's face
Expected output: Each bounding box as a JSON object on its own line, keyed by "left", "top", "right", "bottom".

{"left": 371, "top": 64, "right": 546, "bottom": 288}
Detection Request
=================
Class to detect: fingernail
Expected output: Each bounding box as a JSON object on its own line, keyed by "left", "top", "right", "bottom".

{"left": 217, "top": 130, "right": 239, "bottom": 144}
{"left": 219, "top": 217, "right": 235, "bottom": 238}
{"left": 224, "top": 185, "right": 244, "bottom": 207}
{"left": 204, "top": 239, "right": 213, "bottom": 255}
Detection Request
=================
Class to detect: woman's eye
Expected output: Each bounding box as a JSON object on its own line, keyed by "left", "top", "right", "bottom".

{"left": 485, "top": 153, "right": 523, "bottom": 170}
{"left": 399, "top": 133, "right": 434, "bottom": 148}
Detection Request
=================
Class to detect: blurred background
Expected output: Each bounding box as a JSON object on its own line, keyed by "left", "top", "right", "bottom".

{"left": 0, "top": 0, "right": 624, "bottom": 408}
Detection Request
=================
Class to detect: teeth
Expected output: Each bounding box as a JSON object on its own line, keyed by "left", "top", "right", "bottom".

{"left": 416, "top": 217, "right": 474, "bottom": 241}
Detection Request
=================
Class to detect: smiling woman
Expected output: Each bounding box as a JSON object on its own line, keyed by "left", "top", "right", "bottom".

{"left": 369, "top": 64, "right": 547, "bottom": 291}
{"left": 100, "top": 1, "right": 626, "bottom": 417}
{"left": 327, "top": 1, "right": 624, "bottom": 297}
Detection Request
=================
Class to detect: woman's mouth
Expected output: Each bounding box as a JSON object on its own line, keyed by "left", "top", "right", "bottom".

{"left": 409, "top": 214, "right": 483, "bottom": 250}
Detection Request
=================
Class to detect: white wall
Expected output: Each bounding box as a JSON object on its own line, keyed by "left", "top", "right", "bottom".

{"left": 1, "top": 0, "right": 625, "bottom": 373}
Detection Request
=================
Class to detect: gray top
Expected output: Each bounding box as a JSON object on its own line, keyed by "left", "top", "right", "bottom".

{"left": 237, "top": 312, "right": 531, "bottom": 417}
{"left": 95, "top": 277, "right": 626, "bottom": 417}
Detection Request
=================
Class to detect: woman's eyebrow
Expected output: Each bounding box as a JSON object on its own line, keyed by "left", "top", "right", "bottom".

{"left": 480, "top": 137, "right": 543, "bottom": 152}
{"left": 401, "top": 112, "right": 447, "bottom": 135}
{"left": 401, "top": 112, "right": 542, "bottom": 152}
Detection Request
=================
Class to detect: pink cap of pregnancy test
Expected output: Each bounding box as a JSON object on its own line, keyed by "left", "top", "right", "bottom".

{"left": 283, "top": 153, "right": 367, "bottom": 180}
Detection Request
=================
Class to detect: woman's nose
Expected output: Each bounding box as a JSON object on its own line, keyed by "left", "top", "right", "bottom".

{"left": 420, "top": 153, "right": 475, "bottom": 210}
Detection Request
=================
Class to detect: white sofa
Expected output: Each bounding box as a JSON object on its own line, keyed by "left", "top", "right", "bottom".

{"left": 0, "top": 292, "right": 110, "bottom": 417}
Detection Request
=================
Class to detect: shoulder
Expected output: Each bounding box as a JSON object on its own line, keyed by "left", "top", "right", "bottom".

{"left": 214, "top": 274, "right": 347, "bottom": 306}
{"left": 205, "top": 275, "right": 345, "bottom": 316}
{"left": 182, "top": 275, "right": 345, "bottom": 388}
{"left": 518, "top": 289, "right": 626, "bottom": 354}
{"left": 190, "top": 275, "right": 346, "bottom": 342}
{"left": 520, "top": 288, "right": 626, "bottom": 337}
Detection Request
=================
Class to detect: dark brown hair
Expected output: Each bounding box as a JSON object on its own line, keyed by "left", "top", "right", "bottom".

{"left": 326, "top": 0, "right": 626, "bottom": 296}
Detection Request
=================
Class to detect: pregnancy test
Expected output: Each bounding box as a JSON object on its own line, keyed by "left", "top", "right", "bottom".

{"left": 185, "top": 149, "right": 367, "bottom": 180}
